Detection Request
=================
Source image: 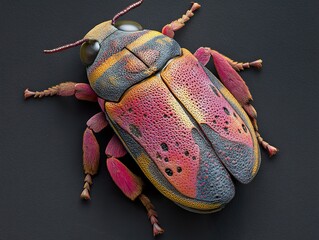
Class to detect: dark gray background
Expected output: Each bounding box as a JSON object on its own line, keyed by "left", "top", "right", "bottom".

{"left": 1, "top": 0, "right": 318, "bottom": 239}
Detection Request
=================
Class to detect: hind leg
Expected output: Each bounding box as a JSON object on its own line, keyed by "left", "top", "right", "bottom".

{"left": 194, "top": 47, "right": 278, "bottom": 156}
{"left": 105, "top": 135, "right": 164, "bottom": 236}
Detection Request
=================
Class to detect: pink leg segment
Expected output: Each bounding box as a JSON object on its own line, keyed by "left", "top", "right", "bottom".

{"left": 105, "top": 135, "right": 127, "bottom": 158}
{"left": 105, "top": 137, "right": 164, "bottom": 236}
{"left": 194, "top": 47, "right": 278, "bottom": 156}
{"left": 194, "top": 47, "right": 262, "bottom": 71}
{"left": 81, "top": 112, "right": 108, "bottom": 200}
{"left": 106, "top": 156, "right": 142, "bottom": 201}
{"left": 24, "top": 82, "right": 98, "bottom": 102}
{"left": 221, "top": 55, "right": 262, "bottom": 72}
{"left": 162, "top": 2, "right": 201, "bottom": 38}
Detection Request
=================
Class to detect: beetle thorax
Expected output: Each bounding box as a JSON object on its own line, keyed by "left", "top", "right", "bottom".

{"left": 85, "top": 25, "right": 181, "bottom": 102}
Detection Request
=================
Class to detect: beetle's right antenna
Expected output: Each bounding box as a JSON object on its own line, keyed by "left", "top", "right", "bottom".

{"left": 112, "top": 0, "right": 144, "bottom": 25}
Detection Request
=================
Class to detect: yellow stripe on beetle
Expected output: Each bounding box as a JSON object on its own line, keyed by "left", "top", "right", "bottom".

{"left": 88, "top": 51, "right": 127, "bottom": 84}
{"left": 126, "top": 31, "right": 162, "bottom": 50}
{"left": 136, "top": 153, "right": 222, "bottom": 211}
{"left": 88, "top": 31, "right": 161, "bottom": 84}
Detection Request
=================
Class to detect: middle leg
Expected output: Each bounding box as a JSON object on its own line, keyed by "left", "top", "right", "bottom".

{"left": 80, "top": 112, "right": 108, "bottom": 200}
{"left": 105, "top": 135, "right": 164, "bottom": 236}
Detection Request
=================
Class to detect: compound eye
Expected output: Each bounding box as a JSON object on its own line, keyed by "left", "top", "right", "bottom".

{"left": 114, "top": 20, "right": 143, "bottom": 31}
{"left": 80, "top": 40, "right": 100, "bottom": 66}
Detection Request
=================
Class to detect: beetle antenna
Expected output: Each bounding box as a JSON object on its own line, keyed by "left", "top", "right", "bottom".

{"left": 43, "top": 38, "right": 89, "bottom": 54}
{"left": 112, "top": 0, "right": 144, "bottom": 25}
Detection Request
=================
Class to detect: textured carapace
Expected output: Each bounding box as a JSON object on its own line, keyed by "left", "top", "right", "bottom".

{"left": 25, "top": 2, "right": 278, "bottom": 233}
{"left": 86, "top": 27, "right": 180, "bottom": 102}
{"left": 74, "top": 9, "right": 261, "bottom": 212}
{"left": 161, "top": 49, "right": 260, "bottom": 183}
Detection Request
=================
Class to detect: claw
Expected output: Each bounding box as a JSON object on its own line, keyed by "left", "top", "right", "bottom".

{"left": 267, "top": 145, "right": 279, "bottom": 157}
{"left": 250, "top": 59, "right": 263, "bottom": 69}
{"left": 256, "top": 132, "right": 278, "bottom": 157}
{"left": 24, "top": 89, "right": 36, "bottom": 99}
{"left": 153, "top": 222, "right": 164, "bottom": 236}
{"left": 139, "top": 194, "right": 164, "bottom": 236}
{"left": 80, "top": 188, "right": 91, "bottom": 200}
{"left": 190, "top": 2, "right": 201, "bottom": 12}
{"left": 81, "top": 174, "right": 93, "bottom": 200}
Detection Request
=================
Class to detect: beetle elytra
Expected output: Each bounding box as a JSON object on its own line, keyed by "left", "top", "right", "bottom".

{"left": 25, "top": 0, "right": 278, "bottom": 236}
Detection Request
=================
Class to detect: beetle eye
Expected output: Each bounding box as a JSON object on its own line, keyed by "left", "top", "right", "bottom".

{"left": 114, "top": 20, "right": 143, "bottom": 31}
{"left": 80, "top": 40, "right": 100, "bottom": 66}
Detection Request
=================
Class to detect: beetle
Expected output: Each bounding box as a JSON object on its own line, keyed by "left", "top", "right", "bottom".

{"left": 24, "top": 0, "right": 278, "bottom": 236}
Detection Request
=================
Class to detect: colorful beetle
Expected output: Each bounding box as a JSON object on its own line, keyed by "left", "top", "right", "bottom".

{"left": 24, "top": 0, "right": 278, "bottom": 236}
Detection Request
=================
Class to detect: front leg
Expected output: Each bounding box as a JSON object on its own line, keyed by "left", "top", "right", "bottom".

{"left": 24, "top": 82, "right": 97, "bottom": 102}
{"left": 162, "top": 2, "right": 201, "bottom": 38}
{"left": 24, "top": 83, "right": 108, "bottom": 197}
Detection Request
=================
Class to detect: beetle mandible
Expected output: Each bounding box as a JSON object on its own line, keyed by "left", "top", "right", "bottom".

{"left": 24, "top": 0, "right": 278, "bottom": 236}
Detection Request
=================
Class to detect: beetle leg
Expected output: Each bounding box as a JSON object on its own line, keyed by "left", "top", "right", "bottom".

{"left": 255, "top": 131, "right": 278, "bottom": 157}
{"left": 105, "top": 135, "right": 127, "bottom": 159}
{"left": 106, "top": 136, "right": 164, "bottom": 236}
{"left": 194, "top": 47, "right": 262, "bottom": 71}
{"left": 195, "top": 48, "right": 255, "bottom": 113}
{"left": 162, "top": 2, "right": 201, "bottom": 38}
{"left": 139, "top": 194, "right": 164, "bottom": 236}
{"left": 210, "top": 49, "right": 278, "bottom": 156}
{"left": 221, "top": 55, "right": 262, "bottom": 72}
{"left": 193, "top": 47, "right": 260, "bottom": 118}
{"left": 24, "top": 82, "right": 97, "bottom": 102}
{"left": 80, "top": 112, "right": 108, "bottom": 200}
{"left": 194, "top": 47, "right": 278, "bottom": 156}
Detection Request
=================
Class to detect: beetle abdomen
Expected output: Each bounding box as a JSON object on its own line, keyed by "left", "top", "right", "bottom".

{"left": 105, "top": 74, "right": 235, "bottom": 211}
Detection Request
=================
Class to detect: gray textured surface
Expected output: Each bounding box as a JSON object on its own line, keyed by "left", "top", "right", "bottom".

{"left": 192, "top": 128, "right": 235, "bottom": 203}
{"left": 202, "top": 123, "right": 255, "bottom": 183}
{"left": 1, "top": 0, "right": 319, "bottom": 239}
{"left": 89, "top": 29, "right": 180, "bottom": 101}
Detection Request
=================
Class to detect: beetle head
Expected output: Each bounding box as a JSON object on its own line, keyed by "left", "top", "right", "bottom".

{"left": 79, "top": 19, "right": 143, "bottom": 66}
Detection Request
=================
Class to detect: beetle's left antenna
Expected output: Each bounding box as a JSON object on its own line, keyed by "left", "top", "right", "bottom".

{"left": 43, "top": 38, "right": 88, "bottom": 54}
{"left": 112, "top": 0, "right": 144, "bottom": 25}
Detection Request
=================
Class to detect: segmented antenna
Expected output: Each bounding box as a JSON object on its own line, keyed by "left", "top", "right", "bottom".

{"left": 43, "top": 39, "right": 89, "bottom": 54}
{"left": 44, "top": 0, "right": 144, "bottom": 53}
{"left": 112, "top": 0, "right": 144, "bottom": 25}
